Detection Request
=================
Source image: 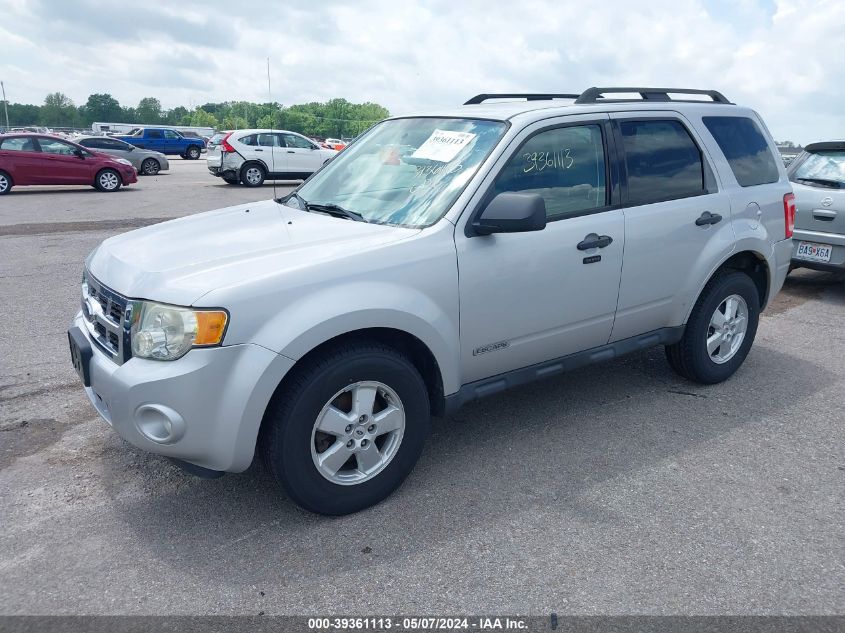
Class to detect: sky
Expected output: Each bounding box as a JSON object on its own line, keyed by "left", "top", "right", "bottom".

{"left": 1, "top": 0, "right": 843, "bottom": 144}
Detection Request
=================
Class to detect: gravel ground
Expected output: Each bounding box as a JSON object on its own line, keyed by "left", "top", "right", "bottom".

{"left": 0, "top": 160, "right": 843, "bottom": 615}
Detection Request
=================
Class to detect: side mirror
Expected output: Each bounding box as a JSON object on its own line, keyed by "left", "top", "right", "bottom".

{"left": 471, "top": 192, "right": 547, "bottom": 236}
{"left": 73, "top": 149, "right": 86, "bottom": 159}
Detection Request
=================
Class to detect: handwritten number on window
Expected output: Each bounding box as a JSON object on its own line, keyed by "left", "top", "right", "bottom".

{"left": 523, "top": 149, "right": 574, "bottom": 173}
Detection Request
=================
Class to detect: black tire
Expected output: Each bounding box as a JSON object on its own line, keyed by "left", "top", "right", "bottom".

{"left": 240, "top": 163, "right": 266, "bottom": 187}
{"left": 94, "top": 168, "right": 122, "bottom": 192}
{"left": 260, "top": 341, "right": 431, "bottom": 515}
{"left": 222, "top": 176, "right": 239, "bottom": 185}
{"left": 0, "top": 170, "right": 12, "bottom": 195}
{"left": 185, "top": 145, "right": 201, "bottom": 160}
{"left": 666, "top": 271, "right": 760, "bottom": 384}
{"left": 140, "top": 158, "right": 160, "bottom": 175}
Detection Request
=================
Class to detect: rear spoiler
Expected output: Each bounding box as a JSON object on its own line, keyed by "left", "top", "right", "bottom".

{"left": 804, "top": 141, "right": 845, "bottom": 152}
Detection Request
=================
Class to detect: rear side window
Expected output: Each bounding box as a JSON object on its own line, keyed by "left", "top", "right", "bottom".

{"left": 703, "top": 116, "right": 779, "bottom": 187}
{"left": 147, "top": 129, "right": 163, "bottom": 139}
{"left": 239, "top": 134, "right": 257, "bottom": 146}
{"left": 619, "top": 119, "right": 705, "bottom": 205}
{"left": 1, "top": 137, "right": 37, "bottom": 152}
{"left": 493, "top": 124, "right": 607, "bottom": 220}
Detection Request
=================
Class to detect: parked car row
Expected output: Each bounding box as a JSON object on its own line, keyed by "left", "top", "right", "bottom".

{"left": 0, "top": 133, "right": 138, "bottom": 194}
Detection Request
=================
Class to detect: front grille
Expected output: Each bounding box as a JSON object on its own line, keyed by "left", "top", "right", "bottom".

{"left": 81, "top": 272, "right": 131, "bottom": 365}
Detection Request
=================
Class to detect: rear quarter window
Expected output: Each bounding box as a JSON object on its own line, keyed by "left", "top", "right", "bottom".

{"left": 703, "top": 116, "right": 779, "bottom": 187}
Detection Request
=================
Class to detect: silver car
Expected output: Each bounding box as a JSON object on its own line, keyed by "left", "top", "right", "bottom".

{"left": 76, "top": 135, "right": 169, "bottom": 175}
{"left": 788, "top": 141, "right": 845, "bottom": 271}
{"left": 69, "top": 87, "right": 793, "bottom": 515}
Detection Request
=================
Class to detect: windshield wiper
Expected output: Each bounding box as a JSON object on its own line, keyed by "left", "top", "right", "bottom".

{"left": 305, "top": 202, "right": 366, "bottom": 222}
{"left": 795, "top": 177, "right": 843, "bottom": 189}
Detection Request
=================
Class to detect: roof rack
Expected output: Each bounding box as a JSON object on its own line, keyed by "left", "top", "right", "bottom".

{"left": 574, "top": 87, "right": 731, "bottom": 104}
{"left": 464, "top": 93, "right": 580, "bottom": 105}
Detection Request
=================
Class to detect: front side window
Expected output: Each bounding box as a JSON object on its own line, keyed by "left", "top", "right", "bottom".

{"left": 163, "top": 130, "right": 179, "bottom": 139}
{"left": 493, "top": 124, "right": 607, "bottom": 220}
{"left": 791, "top": 150, "right": 845, "bottom": 189}
{"left": 283, "top": 134, "right": 316, "bottom": 149}
{"left": 620, "top": 119, "right": 705, "bottom": 205}
{"left": 38, "top": 138, "right": 78, "bottom": 156}
{"left": 703, "top": 116, "right": 779, "bottom": 187}
{"left": 290, "top": 117, "right": 507, "bottom": 227}
{"left": 1, "top": 137, "right": 38, "bottom": 152}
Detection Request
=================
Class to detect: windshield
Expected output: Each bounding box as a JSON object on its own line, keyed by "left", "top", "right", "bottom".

{"left": 287, "top": 117, "right": 507, "bottom": 227}
{"left": 792, "top": 150, "right": 845, "bottom": 188}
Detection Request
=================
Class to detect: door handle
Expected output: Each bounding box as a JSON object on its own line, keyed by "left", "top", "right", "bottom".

{"left": 695, "top": 211, "right": 722, "bottom": 226}
{"left": 287, "top": 150, "right": 296, "bottom": 154}
{"left": 254, "top": 148, "right": 263, "bottom": 152}
{"left": 813, "top": 209, "right": 836, "bottom": 221}
{"left": 577, "top": 233, "right": 613, "bottom": 250}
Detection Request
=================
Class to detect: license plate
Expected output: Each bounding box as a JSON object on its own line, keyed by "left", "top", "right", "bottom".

{"left": 68, "top": 327, "right": 93, "bottom": 387}
{"left": 796, "top": 241, "right": 833, "bottom": 263}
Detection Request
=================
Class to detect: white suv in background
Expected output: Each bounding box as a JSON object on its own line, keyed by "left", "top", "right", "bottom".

{"left": 207, "top": 129, "right": 337, "bottom": 186}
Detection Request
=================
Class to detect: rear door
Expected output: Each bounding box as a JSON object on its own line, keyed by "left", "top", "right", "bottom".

{"left": 142, "top": 129, "right": 164, "bottom": 152}
{"left": 608, "top": 112, "right": 733, "bottom": 341}
{"left": 34, "top": 137, "right": 94, "bottom": 184}
{"left": 255, "top": 132, "right": 287, "bottom": 175}
{"left": 0, "top": 136, "right": 42, "bottom": 184}
{"left": 281, "top": 133, "right": 323, "bottom": 174}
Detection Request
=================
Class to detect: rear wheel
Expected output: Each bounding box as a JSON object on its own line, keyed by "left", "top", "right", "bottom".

{"left": 0, "top": 171, "right": 12, "bottom": 195}
{"left": 240, "top": 163, "right": 266, "bottom": 187}
{"left": 140, "top": 158, "right": 160, "bottom": 175}
{"left": 94, "top": 168, "right": 121, "bottom": 192}
{"left": 260, "top": 341, "right": 430, "bottom": 515}
{"left": 185, "top": 145, "right": 201, "bottom": 160}
{"left": 666, "top": 272, "right": 760, "bottom": 384}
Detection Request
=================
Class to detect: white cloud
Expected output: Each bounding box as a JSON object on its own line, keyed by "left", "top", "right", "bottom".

{"left": 1, "top": 0, "right": 842, "bottom": 143}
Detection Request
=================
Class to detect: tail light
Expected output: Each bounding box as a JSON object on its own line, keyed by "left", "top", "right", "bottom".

{"left": 783, "top": 192, "right": 796, "bottom": 238}
{"left": 220, "top": 132, "right": 235, "bottom": 154}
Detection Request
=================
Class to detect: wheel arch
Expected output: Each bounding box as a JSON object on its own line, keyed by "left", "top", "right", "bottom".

{"left": 684, "top": 248, "right": 771, "bottom": 324}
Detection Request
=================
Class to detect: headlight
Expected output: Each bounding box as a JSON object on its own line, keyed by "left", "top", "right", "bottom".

{"left": 115, "top": 158, "right": 133, "bottom": 166}
{"left": 130, "top": 301, "right": 228, "bottom": 361}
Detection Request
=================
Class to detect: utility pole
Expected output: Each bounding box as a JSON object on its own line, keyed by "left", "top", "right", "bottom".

{"left": 0, "top": 81, "right": 9, "bottom": 130}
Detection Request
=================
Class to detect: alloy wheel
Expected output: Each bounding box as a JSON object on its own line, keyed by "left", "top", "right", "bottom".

{"left": 310, "top": 381, "right": 406, "bottom": 485}
{"left": 99, "top": 171, "right": 119, "bottom": 190}
{"left": 707, "top": 293, "right": 748, "bottom": 364}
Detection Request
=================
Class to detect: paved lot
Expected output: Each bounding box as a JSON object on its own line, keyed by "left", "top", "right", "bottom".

{"left": 0, "top": 159, "right": 843, "bottom": 615}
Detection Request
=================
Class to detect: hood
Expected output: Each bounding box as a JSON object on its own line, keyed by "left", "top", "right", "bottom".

{"left": 87, "top": 199, "right": 418, "bottom": 305}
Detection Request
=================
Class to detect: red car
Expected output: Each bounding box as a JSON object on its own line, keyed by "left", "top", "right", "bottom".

{"left": 0, "top": 134, "right": 138, "bottom": 195}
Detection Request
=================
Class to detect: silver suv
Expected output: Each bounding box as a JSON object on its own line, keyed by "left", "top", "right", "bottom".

{"left": 68, "top": 87, "right": 794, "bottom": 515}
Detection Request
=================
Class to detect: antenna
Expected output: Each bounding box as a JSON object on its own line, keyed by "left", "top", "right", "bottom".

{"left": 267, "top": 58, "right": 278, "bottom": 200}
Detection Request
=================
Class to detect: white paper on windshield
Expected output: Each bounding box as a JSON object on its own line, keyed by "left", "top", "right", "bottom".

{"left": 411, "top": 129, "right": 476, "bottom": 162}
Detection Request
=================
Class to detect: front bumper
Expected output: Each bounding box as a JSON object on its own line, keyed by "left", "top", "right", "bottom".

{"left": 790, "top": 228, "right": 845, "bottom": 271}
{"left": 71, "top": 311, "right": 293, "bottom": 472}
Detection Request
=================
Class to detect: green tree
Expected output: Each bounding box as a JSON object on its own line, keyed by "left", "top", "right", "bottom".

{"left": 80, "top": 93, "right": 122, "bottom": 125}
{"left": 135, "top": 97, "right": 162, "bottom": 123}
{"left": 165, "top": 106, "right": 189, "bottom": 125}
{"left": 186, "top": 108, "right": 218, "bottom": 128}
{"left": 6, "top": 103, "right": 41, "bottom": 126}
{"left": 222, "top": 114, "right": 248, "bottom": 130}
{"left": 40, "top": 92, "right": 78, "bottom": 127}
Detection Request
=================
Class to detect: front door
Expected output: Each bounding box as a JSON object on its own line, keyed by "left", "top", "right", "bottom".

{"left": 34, "top": 137, "right": 94, "bottom": 184}
{"left": 282, "top": 133, "right": 322, "bottom": 174}
{"left": 456, "top": 116, "right": 625, "bottom": 384}
{"left": 163, "top": 129, "right": 182, "bottom": 154}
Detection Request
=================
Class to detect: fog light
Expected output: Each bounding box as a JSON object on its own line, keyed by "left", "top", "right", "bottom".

{"left": 134, "top": 404, "right": 185, "bottom": 444}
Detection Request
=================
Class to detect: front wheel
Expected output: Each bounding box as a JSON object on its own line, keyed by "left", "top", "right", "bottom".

{"left": 140, "top": 158, "right": 160, "bottom": 175}
{"left": 94, "top": 168, "right": 122, "bottom": 192}
{"left": 260, "top": 341, "right": 431, "bottom": 515}
{"left": 666, "top": 271, "right": 760, "bottom": 384}
{"left": 185, "top": 146, "right": 201, "bottom": 160}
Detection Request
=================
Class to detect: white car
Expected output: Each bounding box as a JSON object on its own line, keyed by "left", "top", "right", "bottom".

{"left": 206, "top": 129, "right": 337, "bottom": 186}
